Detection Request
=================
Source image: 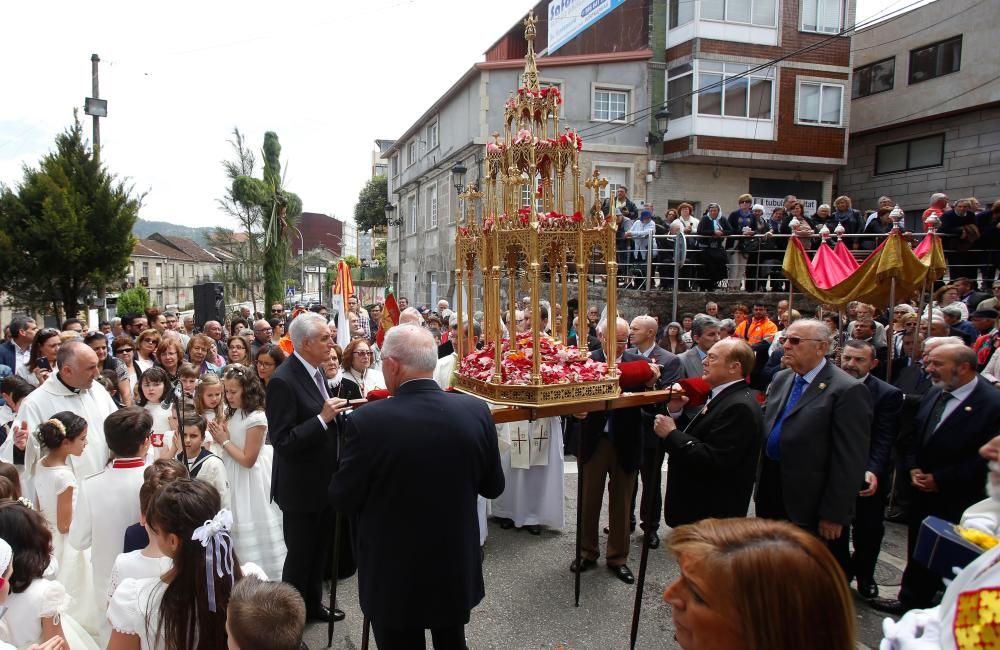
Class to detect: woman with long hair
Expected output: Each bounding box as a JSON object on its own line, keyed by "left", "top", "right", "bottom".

{"left": 340, "top": 338, "right": 385, "bottom": 399}
{"left": 658, "top": 322, "right": 687, "bottom": 354}
{"left": 226, "top": 335, "right": 252, "bottom": 367}
{"left": 253, "top": 344, "right": 285, "bottom": 387}
{"left": 17, "top": 328, "right": 60, "bottom": 387}
{"left": 107, "top": 479, "right": 265, "bottom": 650}
{"left": 664, "top": 518, "right": 855, "bottom": 650}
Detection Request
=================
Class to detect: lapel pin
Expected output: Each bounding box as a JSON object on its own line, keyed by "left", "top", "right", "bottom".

{"left": 965, "top": 406, "right": 972, "bottom": 412}
{"left": 818, "top": 382, "right": 827, "bottom": 390}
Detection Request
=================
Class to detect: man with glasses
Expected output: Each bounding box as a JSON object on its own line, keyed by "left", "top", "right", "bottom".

{"left": 348, "top": 295, "right": 371, "bottom": 341}
{"left": 251, "top": 320, "right": 273, "bottom": 358}
{"left": 756, "top": 319, "right": 873, "bottom": 576}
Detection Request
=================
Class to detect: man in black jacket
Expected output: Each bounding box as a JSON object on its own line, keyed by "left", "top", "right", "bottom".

{"left": 839, "top": 339, "right": 903, "bottom": 600}
{"left": 266, "top": 312, "right": 348, "bottom": 622}
{"left": 872, "top": 343, "right": 1000, "bottom": 615}
{"left": 653, "top": 338, "right": 763, "bottom": 527}
{"left": 329, "top": 324, "right": 504, "bottom": 647}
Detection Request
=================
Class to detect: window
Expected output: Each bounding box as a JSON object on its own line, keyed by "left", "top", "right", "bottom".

{"left": 390, "top": 154, "right": 399, "bottom": 177}
{"left": 667, "top": 64, "right": 693, "bottom": 119}
{"left": 142, "top": 262, "right": 149, "bottom": 279}
{"left": 698, "top": 62, "right": 774, "bottom": 120}
{"left": 909, "top": 36, "right": 962, "bottom": 85}
{"left": 797, "top": 81, "right": 843, "bottom": 126}
{"left": 427, "top": 120, "right": 439, "bottom": 150}
{"left": 875, "top": 134, "right": 945, "bottom": 175}
{"left": 801, "top": 0, "right": 843, "bottom": 34}
{"left": 407, "top": 141, "right": 417, "bottom": 167}
{"left": 669, "top": 0, "right": 694, "bottom": 28}
{"left": 702, "top": 0, "right": 775, "bottom": 26}
{"left": 408, "top": 196, "right": 417, "bottom": 234}
{"left": 188, "top": 264, "right": 194, "bottom": 277}
{"left": 427, "top": 185, "right": 438, "bottom": 228}
{"left": 597, "top": 167, "right": 629, "bottom": 201}
{"left": 155, "top": 263, "right": 162, "bottom": 283}
{"left": 592, "top": 87, "right": 628, "bottom": 122}
{"left": 853, "top": 57, "right": 895, "bottom": 98}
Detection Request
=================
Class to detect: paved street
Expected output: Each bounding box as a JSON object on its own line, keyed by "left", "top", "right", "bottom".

{"left": 306, "top": 462, "right": 908, "bottom": 649}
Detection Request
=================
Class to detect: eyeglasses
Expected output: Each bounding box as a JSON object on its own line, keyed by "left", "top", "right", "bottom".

{"left": 116, "top": 348, "right": 134, "bottom": 354}
{"left": 354, "top": 351, "right": 374, "bottom": 357}
{"left": 739, "top": 200, "right": 751, "bottom": 204}
{"left": 255, "top": 328, "right": 272, "bottom": 333}
{"left": 778, "top": 336, "right": 826, "bottom": 346}
{"left": 271, "top": 308, "right": 283, "bottom": 313}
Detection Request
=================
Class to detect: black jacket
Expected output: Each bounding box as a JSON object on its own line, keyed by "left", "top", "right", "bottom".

{"left": 862, "top": 374, "right": 903, "bottom": 477}
{"left": 662, "top": 382, "right": 763, "bottom": 527}
{"left": 579, "top": 349, "right": 648, "bottom": 473}
{"left": 328, "top": 379, "right": 504, "bottom": 628}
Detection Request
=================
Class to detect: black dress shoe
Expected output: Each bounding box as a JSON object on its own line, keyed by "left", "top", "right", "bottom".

{"left": 603, "top": 523, "right": 637, "bottom": 535}
{"left": 869, "top": 597, "right": 910, "bottom": 616}
{"left": 307, "top": 605, "right": 344, "bottom": 622}
{"left": 856, "top": 579, "right": 879, "bottom": 600}
{"left": 570, "top": 558, "right": 597, "bottom": 573}
{"left": 523, "top": 524, "right": 541, "bottom": 536}
{"left": 645, "top": 533, "right": 660, "bottom": 549}
{"left": 498, "top": 518, "right": 515, "bottom": 530}
{"left": 609, "top": 564, "right": 635, "bottom": 584}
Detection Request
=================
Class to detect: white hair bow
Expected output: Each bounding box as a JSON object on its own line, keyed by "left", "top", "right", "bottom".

{"left": 191, "top": 508, "right": 235, "bottom": 612}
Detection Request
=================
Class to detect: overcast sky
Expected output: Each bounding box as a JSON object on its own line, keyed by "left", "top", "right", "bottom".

{"left": 0, "top": 0, "right": 928, "bottom": 230}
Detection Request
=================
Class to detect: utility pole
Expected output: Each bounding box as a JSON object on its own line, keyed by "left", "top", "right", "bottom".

{"left": 85, "top": 53, "right": 110, "bottom": 319}
{"left": 90, "top": 54, "right": 101, "bottom": 164}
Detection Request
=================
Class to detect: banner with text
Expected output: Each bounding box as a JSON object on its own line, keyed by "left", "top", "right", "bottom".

{"left": 547, "top": 0, "right": 626, "bottom": 54}
{"left": 753, "top": 196, "right": 818, "bottom": 218}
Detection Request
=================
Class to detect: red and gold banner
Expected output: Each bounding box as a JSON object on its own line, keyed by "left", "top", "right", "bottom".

{"left": 782, "top": 232, "right": 946, "bottom": 308}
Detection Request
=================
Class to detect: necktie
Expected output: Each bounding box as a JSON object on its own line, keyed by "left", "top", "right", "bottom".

{"left": 923, "top": 392, "right": 954, "bottom": 442}
{"left": 766, "top": 375, "right": 808, "bottom": 461}
{"left": 314, "top": 369, "right": 328, "bottom": 401}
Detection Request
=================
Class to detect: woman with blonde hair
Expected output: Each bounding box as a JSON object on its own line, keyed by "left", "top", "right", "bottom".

{"left": 664, "top": 517, "right": 855, "bottom": 650}
{"left": 134, "top": 329, "right": 161, "bottom": 374}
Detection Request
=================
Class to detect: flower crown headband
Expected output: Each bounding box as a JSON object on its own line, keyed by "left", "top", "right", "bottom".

{"left": 43, "top": 418, "right": 66, "bottom": 436}
{"left": 192, "top": 509, "right": 235, "bottom": 612}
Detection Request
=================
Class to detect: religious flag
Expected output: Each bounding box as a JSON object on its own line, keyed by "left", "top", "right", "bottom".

{"left": 377, "top": 288, "right": 401, "bottom": 348}
{"left": 333, "top": 259, "right": 354, "bottom": 304}
{"left": 333, "top": 260, "right": 355, "bottom": 351}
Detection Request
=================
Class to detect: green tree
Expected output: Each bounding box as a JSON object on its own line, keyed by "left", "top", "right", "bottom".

{"left": 116, "top": 286, "right": 150, "bottom": 315}
{"left": 341, "top": 255, "right": 361, "bottom": 269}
{"left": 0, "top": 114, "right": 142, "bottom": 318}
{"left": 374, "top": 239, "right": 387, "bottom": 267}
{"left": 354, "top": 175, "right": 388, "bottom": 232}
{"left": 231, "top": 132, "right": 301, "bottom": 307}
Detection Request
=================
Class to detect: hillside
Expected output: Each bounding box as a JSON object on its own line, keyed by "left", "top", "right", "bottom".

{"left": 132, "top": 219, "right": 224, "bottom": 245}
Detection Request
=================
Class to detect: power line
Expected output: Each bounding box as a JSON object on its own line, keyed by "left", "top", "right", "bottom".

{"left": 572, "top": 0, "right": 932, "bottom": 141}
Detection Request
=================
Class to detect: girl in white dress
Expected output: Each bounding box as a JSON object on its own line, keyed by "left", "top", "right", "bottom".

{"left": 194, "top": 373, "right": 224, "bottom": 450}
{"left": 107, "top": 479, "right": 266, "bottom": 650}
{"left": 0, "top": 502, "right": 98, "bottom": 649}
{"left": 209, "top": 366, "right": 285, "bottom": 580}
{"left": 31, "top": 413, "right": 100, "bottom": 637}
{"left": 137, "top": 368, "right": 175, "bottom": 460}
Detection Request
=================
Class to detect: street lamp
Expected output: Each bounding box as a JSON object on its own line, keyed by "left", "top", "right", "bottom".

{"left": 288, "top": 223, "right": 305, "bottom": 301}
{"left": 451, "top": 161, "right": 467, "bottom": 194}
{"left": 655, "top": 106, "right": 671, "bottom": 135}
{"left": 384, "top": 202, "right": 401, "bottom": 226}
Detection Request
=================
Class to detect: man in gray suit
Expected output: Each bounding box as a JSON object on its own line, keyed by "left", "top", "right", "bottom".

{"left": 756, "top": 318, "right": 873, "bottom": 574}
{"left": 627, "top": 315, "right": 682, "bottom": 547}
{"left": 677, "top": 316, "right": 720, "bottom": 418}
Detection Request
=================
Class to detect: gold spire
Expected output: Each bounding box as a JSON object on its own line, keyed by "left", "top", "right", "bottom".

{"left": 522, "top": 12, "right": 539, "bottom": 91}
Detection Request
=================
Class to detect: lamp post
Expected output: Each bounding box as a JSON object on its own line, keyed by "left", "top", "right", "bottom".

{"left": 289, "top": 224, "right": 305, "bottom": 302}
{"left": 385, "top": 202, "right": 400, "bottom": 292}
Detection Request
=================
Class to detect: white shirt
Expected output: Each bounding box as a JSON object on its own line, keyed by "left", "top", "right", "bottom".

{"left": 13, "top": 340, "right": 30, "bottom": 375}
{"left": 937, "top": 375, "right": 978, "bottom": 429}
{"left": 707, "top": 379, "right": 745, "bottom": 404}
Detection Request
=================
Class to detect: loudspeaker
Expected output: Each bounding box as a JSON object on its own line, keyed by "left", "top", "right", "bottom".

{"left": 194, "top": 282, "right": 225, "bottom": 328}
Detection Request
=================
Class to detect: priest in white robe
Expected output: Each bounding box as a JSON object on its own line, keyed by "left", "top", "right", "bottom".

{"left": 492, "top": 417, "right": 565, "bottom": 532}
{"left": 15, "top": 342, "right": 115, "bottom": 491}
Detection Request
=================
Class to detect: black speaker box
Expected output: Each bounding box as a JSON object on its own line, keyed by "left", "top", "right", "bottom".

{"left": 194, "top": 282, "right": 225, "bottom": 328}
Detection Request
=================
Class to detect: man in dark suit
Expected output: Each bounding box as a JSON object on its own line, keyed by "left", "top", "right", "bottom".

{"left": 571, "top": 317, "right": 649, "bottom": 584}
{"left": 839, "top": 339, "right": 903, "bottom": 600}
{"left": 329, "top": 324, "right": 504, "bottom": 648}
{"left": 872, "top": 343, "right": 1000, "bottom": 615}
{"left": 756, "top": 319, "right": 873, "bottom": 574}
{"left": 0, "top": 316, "right": 37, "bottom": 375}
{"left": 627, "top": 315, "right": 682, "bottom": 548}
{"left": 954, "top": 276, "right": 990, "bottom": 308}
{"left": 677, "top": 316, "right": 720, "bottom": 381}
{"left": 266, "top": 312, "right": 348, "bottom": 622}
{"left": 653, "top": 338, "right": 763, "bottom": 526}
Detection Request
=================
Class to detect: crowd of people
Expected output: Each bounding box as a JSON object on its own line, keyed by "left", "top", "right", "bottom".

{"left": 1, "top": 262, "right": 1000, "bottom": 648}
{"left": 604, "top": 188, "right": 1000, "bottom": 294}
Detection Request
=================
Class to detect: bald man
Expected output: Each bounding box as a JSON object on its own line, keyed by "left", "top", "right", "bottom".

{"left": 16, "top": 341, "right": 115, "bottom": 485}
{"left": 627, "top": 314, "right": 681, "bottom": 548}
{"left": 398, "top": 306, "right": 424, "bottom": 326}
{"left": 873, "top": 343, "right": 1000, "bottom": 615}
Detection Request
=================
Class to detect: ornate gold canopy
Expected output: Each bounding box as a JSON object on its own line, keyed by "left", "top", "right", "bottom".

{"left": 453, "top": 12, "right": 619, "bottom": 407}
